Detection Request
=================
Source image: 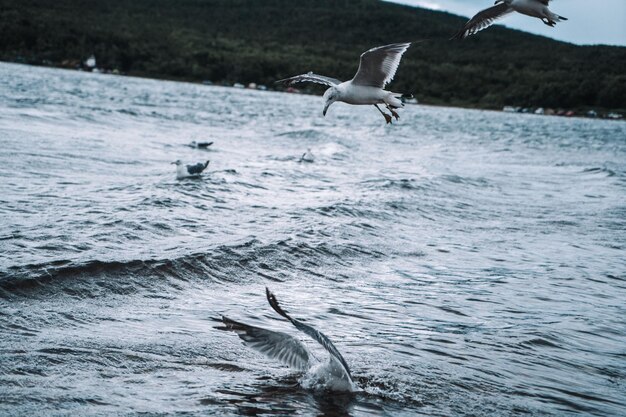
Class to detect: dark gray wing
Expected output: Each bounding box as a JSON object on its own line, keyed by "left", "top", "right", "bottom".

{"left": 276, "top": 72, "right": 341, "bottom": 87}
{"left": 219, "top": 316, "right": 310, "bottom": 370}
{"left": 351, "top": 43, "right": 411, "bottom": 88}
{"left": 266, "top": 288, "right": 352, "bottom": 380}
{"left": 451, "top": 3, "right": 514, "bottom": 40}
{"left": 186, "top": 161, "right": 209, "bottom": 174}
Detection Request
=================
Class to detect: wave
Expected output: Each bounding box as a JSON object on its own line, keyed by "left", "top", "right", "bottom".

{"left": 0, "top": 238, "right": 380, "bottom": 299}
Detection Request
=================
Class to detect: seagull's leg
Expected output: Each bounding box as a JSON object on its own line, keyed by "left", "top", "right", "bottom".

{"left": 374, "top": 104, "right": 392, "bottom": 124}
{"left": 385, "top": 105, "right": 400, "bottom": 121}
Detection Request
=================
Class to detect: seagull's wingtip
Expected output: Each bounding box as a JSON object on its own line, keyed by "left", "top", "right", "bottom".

{"left": 266, "top": 287, "right": 276, "bottom": 305}
{"left": 213, "top": 315, "right": 231, "bottom": 330}
{"left": 266, "top": 288, "right": 291, "bottom": 320}
{"left": 449, "top": 30, "right": 466, "bottom": 41}
{"left": 265, "top": 287, "right": 275, "bottom": 307}
{"left": 274, "top": 78, "right": 292, "bottom": 85}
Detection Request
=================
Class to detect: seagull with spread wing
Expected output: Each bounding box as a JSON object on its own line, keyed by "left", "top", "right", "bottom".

{"left": 276, "top": 43, "right": 413, "bottom": 124}
{"left": 451, "top": 0, "right": 568, "bottom": 40}
{"left": 218, "top": 288, "right": 356, "bottom": 392}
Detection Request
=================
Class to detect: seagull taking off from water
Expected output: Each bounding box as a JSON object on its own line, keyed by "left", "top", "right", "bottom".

{"left": 219, "top": 288, "right": 356, "bottom": 392}
{"left": 276, "top": 43, "right": 413, "bottom": 124}
{"left": 172, "top": 160, "right": 209, "bottom": 179}
{"left": 451, "top": 0, "right": 568, "bottom": 40}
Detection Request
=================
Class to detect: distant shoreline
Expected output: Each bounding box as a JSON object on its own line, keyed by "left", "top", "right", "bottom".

{"left": 2, "top": 0, "right": 624, "bottom": 118}
{"left": 3, "top": 60, "right": 622, "bottom": 122}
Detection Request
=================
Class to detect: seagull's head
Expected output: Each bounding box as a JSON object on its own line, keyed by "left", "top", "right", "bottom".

{"left": 172, "top": 160, "right": 182, "bottom": 166}
{"left": 322, "top": 87, "right": 339, "bottom": 116}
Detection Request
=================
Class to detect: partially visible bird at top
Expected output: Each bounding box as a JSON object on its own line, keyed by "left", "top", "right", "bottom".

{"left": 218, "top": 288, "right": 356, "bottom": 392}
{"left": 188, "top": 141, "right": 214, "bottom": 149}
{"left": 451, "top": 0, "right": 568, "bottom": 40}
{"left": 276, "top": 42, "right": 413, "bottom": 124}
{"left": 300, "top": 148, "right": 315, "bottom": 163}
{"left": 172, "top": 160, "right": 209, "bottom": 179}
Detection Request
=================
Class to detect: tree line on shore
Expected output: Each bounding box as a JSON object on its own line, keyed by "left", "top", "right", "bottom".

{"left": 1, "top": 0, "right": 624, "bottom": 112}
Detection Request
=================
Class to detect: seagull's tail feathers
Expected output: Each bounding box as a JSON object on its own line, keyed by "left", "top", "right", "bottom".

{"left": 385, "top": 93, "right": 405, "bottom": 108}
{"left": 546, "top": 11, "right": 567, "bottom": 24}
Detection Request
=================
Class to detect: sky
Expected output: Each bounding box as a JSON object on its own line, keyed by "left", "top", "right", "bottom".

{"left": 387, "top": 0, "right": 626, "bottom": 46}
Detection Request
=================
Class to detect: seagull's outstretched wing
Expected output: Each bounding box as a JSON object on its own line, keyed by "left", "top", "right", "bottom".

{"left": 219, "top": 316, "right": 310, "bottom": 370}
{"left": 186, "top": 161, "right": 209, "bottom": 174}
{"left": 266, "top": 288, "right": 352, "bottom": 380}
{"left": 351, "top": 42, "right": 411, "bottom": 89}
{"left": 451, "top": 3, "right": 514, "bottom": 40}
{"left": 275, "top": 72, "right": 341, "bottom": 87}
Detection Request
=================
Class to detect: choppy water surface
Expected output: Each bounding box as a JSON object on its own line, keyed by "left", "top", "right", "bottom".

{"left": 1, "top": 62, "right": 625, "bottom": 416}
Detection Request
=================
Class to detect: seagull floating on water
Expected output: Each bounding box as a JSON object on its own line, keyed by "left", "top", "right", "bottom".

{"left": 188, "top": 141, "right": 214, "bottom": 149}
{"left": 219, "top": 288, "right": 356, "bottom": 392}
{"left": 451, "top": 0, "right": 568, "bottom": 40}
{"left": 276, "top": 43, "right": 413, "bottom": 124}
{"left": 172, "top": 160, "right": 209, "bottom": 179}
{"left": 299, "top": 148, "right": 315, "bottom": 163}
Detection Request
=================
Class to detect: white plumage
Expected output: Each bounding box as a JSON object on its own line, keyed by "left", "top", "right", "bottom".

{"left": 172, "top": 160, "right": 209, "bottom": 179}
{"left": 277, "top": 43, "right": 413, "bottom": 124}
{"left": 219, "top": 288, "right": 356, "bottom": 392}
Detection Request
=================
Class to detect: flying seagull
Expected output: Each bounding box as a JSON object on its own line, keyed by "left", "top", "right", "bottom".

{"left": 172, "top": 160, "right": 209, "bottom": 179}
{"left": 218, "top": 288, "right": 356, "bottom": 392}
{"left": 276, "top": 43, "right": 413, "bottom": 124}
{"left": 451, "top": 0, "right": 568, "bottom": 40}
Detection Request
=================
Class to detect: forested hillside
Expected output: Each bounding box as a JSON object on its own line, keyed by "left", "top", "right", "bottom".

{"left": 1, "top": 0, "right": 625, "bottom": 111}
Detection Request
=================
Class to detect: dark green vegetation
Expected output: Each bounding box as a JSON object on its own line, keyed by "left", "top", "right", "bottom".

{"left": 1, "top": 0, "right": 625, "bottom": 111}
